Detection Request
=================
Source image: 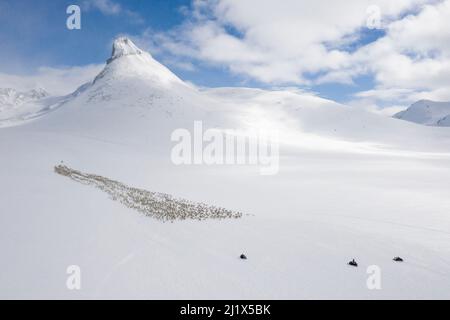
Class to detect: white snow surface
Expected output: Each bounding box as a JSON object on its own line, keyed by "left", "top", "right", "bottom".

{"left": 394, "top": 100, "right": 450, "bottom": 127}
{"left": 1, "top": 38, "right": 450, "bottom": 299}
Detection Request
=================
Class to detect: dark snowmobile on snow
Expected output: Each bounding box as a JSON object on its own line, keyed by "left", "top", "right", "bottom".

{"left": 348, "top": 259, "right": 358, "bottom": 267}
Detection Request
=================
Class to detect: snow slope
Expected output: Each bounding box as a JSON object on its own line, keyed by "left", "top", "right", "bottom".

{"left": 394, "top": 100, "right": 450, "bottom": 127}
{"left": 1, "top": 38, "right": 450, "bottom": 299}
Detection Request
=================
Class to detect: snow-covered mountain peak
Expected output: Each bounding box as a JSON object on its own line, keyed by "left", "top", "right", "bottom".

{"left": 95, "top": 37, "right": 183, "bottom": 87}
{"left": 393, "top": 99, "right": 450, "bottom": 127}
{"left": 1, "top": 37, "right": 199, "bottom": 129}
{"left": 107, "top": 37, "right": 143, "bottom": 64}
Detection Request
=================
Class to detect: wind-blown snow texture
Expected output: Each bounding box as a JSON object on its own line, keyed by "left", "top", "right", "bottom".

{"left": 1, "top": 38, "right": 450, "bottom": 299}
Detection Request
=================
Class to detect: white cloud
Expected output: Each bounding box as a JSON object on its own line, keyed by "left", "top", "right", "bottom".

{"left": 349, "top": 99, "right": 408, "bottom": 116}
{"left": 82, "top": 0, "right": 143, "bottom": 23}
{"left": 0, "top": 64, "right": 104, "bottom": 96}
{"left": 147, "top": 0, "right": 428, "bottom": 85}
{"left": 141, "top": 0, "right": 450, "bottom": 108}
{"left": 83, "top": 0, "right": 122, "bottom": 15}
{"left": 346, "top": 0, "right": 450, "bottom": 106}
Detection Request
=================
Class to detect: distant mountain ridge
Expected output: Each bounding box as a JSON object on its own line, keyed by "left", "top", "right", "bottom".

{"left": 394, "top": 100, "right": 450, "bottom": 127}
{"left": 0, "top": 37, "right": 191, "bottom": 128}
{"left": 0, "top": 87, "right": 66, "bottom": 127}
{"left": 0, "top": 87, "right": 49, "bottom": 110}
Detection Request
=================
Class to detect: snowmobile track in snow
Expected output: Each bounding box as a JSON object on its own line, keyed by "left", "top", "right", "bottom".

{"left": 54, "top": 164, "right": 243, "bottom": 222}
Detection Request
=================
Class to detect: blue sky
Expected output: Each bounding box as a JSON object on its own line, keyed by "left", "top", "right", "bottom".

{"left": 1, "top": 0, "right": 449, "bottom": 110}
{"left": 0, "top": 0, "right": 189, "bottom": 71}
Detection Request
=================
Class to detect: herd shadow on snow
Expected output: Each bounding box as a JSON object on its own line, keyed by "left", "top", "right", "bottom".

{"left": 54, "top": 164, "right": 243, "bottom": 222}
